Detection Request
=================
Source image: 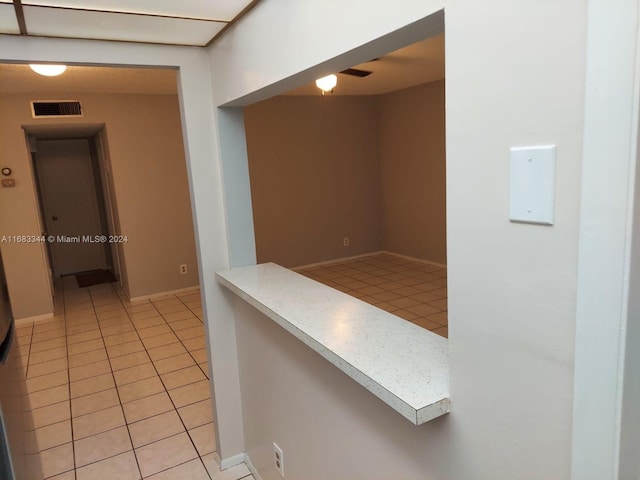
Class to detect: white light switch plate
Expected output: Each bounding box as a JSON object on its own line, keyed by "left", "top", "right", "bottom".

{"left": 509, "top": 145, "right": 556, "bottom": 225}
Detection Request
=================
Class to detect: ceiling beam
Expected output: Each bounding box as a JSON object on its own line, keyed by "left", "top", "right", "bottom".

{"left": 13, "top": 0, "right": 28, "bottom": 35}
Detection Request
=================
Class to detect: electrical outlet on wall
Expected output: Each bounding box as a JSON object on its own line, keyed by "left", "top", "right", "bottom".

{"left": 343, "top": 237, "right": 350, "bottom": 247}
{"left": 273, "top": 442, "right": 284, "bottom": 477}
{"left": 179, "top": 264, "right": 187, "bottom": 275}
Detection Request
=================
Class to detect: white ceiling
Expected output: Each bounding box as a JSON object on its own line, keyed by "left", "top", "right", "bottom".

{"left": 0, "top": 34, "right": 443, "bottom": 98}
{"left": 0, "top": 0, "right": 444, "bottom": 96}
{"left": 0, "top": 3, "right": 19, "bottom": 33}
{"left": 0, "top": 64, "right": 177, "bottom": 94}
{"left": 0, "top": 0, "right": 257, "bottom": 46}
{"left": 286, "top": 34, "right": 445, "bottom": 96}
{"left": 0, "top": 0, "right": 445, "bottom": 96}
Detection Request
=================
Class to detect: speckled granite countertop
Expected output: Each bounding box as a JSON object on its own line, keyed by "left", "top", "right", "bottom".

{"left": 216, "top": 263, "right": 450, "bottom": 425}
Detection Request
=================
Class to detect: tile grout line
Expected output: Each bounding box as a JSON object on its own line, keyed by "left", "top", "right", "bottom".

{"left": 22, "top": 282, "right": 73, "bottom": 479}
{"left": 85, "top": 284, "right": 144, "bottom": 480}
{"left": 28, "top": 281, "right": 220, "bottom": 479}
{"left": 146, "top": 296, "right": 210, "bottom": 384}
{"left": 172, "top": 293, "right": 210, "bottom": 380}
{"left": 162, "top": 291, "right": 218, "bottom": 479}
{"left": 45, "top": 284, "right": 135, "bottom": 475}
{"left": 59, "top": 280, "right": 77, "bottom": 480}
{"left": 30, "top": 340, "right": 208, "bottom": 402}
{"left": 126, "top": 293, "right": 214, "bottom": 480}
{"left": 297, "top": 254, "right": 448, "bottom": 335}
{"left": 58, "top": 283, "right": 76, "bottom": 480}
{"left": 107, "top": 285, "right": 214, "bottom": 480}
{"left": 173, "top": 290, "right": 203, "bottom": 322}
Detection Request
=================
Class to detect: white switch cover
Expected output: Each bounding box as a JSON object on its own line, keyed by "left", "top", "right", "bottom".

{"left": 509, "top": 145, "right": 556, "bottom": 225}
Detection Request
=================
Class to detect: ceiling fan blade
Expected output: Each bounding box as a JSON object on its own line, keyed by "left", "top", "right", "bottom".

{"left": 340, "top": 68, "right": 372, "bottom": 78}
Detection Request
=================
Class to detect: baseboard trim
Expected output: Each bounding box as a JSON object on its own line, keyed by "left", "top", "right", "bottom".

{"left": 381, "top": 251, "right": 447, "bottom": 269}
{"left": 291, "top": 251, "right": 386, "bottom": 271}
{"left": 15, "top": 312, "right": 54, "bottom": 326}
{"left": 128, "top": 285, "right": 200, "bottom": 303}
{"left": 218, "top": 452, "right": 246, "bottom": 470}
{"left": 291, "top": 250, "right": 447, "bottom": 271}
{"left": 213, "top": 452, "right": 263, "bottom": 480}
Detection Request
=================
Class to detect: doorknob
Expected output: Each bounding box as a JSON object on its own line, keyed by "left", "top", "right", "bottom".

{"left": 52, "top": 216, "right": 58, "bottom": 221}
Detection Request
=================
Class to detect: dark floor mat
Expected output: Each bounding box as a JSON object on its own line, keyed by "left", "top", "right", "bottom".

{"left": 75, "top": 269, "right": 117, "bottom": 288}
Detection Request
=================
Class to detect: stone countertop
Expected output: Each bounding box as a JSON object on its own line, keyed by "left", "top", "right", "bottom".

{"left": 216, "top": 262, "right": 450, "bottom": 425}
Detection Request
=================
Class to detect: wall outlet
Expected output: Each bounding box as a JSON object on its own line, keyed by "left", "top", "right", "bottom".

{"left": 179, "top": 264, "right": 187, "bottom": 275}
{"left": 273, "top": 442, "right": 284, "bottom": 477}
{"left": 343, "top": 237, "right": 350, "bottom": 247}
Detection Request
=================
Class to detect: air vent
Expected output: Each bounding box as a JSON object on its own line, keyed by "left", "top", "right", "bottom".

{"left": 31, "top": 100, "right": 83, "bottom": 118}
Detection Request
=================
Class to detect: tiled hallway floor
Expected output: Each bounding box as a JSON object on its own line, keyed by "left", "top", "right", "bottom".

{"left": 15, "top": 277, "right": 254, "bottom": 480}
{"left": 297, "top": 252, "right": 448, "bottom": 338}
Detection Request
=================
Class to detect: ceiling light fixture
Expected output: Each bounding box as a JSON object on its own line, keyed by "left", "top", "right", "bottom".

{"left": 29, "top": 64, "right": 67, "bottom": 77}
{"left": 315, "top": 74, "right": 337, "bottom": 95}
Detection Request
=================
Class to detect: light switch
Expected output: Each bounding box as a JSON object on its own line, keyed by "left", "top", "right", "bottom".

{"left": 509, "top": 145, "right": 556, "bottom": 225}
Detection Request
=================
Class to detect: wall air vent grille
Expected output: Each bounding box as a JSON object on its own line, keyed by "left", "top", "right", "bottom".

{"left": 31, "top": 101, "right": 83, "bottom": 118}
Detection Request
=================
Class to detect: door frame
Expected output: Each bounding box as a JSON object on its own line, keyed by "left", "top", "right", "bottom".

{"left": 93, "top": 128, "right": 122, "bottom": 283}
{"left": 24, "top": 135, "right": 54, "bottom": 298}
{"left": 24, "top": 124, "right": 123, "bottom": 284}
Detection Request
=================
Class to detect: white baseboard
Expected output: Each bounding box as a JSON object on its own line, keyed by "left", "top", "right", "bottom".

{"left": 219, "top": 452, "right": 247, "bottom": 470}
{"left": 291, "top": 251, "right": 386, "bottom": 271}
{"left": 291, "top": 250, "right": 447, "bottom": 271}
{"left": 213, "top": 452, "right": 263, "bottom": 480}
{"left": 128, "top": 285, "right": 200, "bottom": 303}
{"left": 15, "top": 312, "right": 54, "bottom": 326}
{"left": 381, "top": 250, "right": 447, "bottom": 269}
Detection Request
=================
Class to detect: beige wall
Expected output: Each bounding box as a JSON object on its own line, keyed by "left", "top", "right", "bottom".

{"left": 245, "top": 81, "right": 446, "bottom": 267}
{"left": 0, "top": 91, "right": 198, "bottom": 316}
{"left": 379, "top": 80, "right": 446, "bottom": 264}
{"left": 94, "top": 93, "right": 199, "bottom": 298}
{"left": 211, "top": 0, "right": 586, "bottom": 477}
{"left": 244, "top": 95, "right": 384, "bottom": 267}
{"left": 234, "top": 298, "right": 450, "bottom": 479}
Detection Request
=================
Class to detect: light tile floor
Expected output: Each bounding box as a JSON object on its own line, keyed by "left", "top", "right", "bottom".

{"left": 297, "top": 252, "right": 448, "bottom": 338}
{"left": 16, "top": 276, "right": 255, "bottom": 480}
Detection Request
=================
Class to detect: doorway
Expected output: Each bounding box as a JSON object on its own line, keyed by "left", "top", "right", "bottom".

{"left": 31, "top": 135, "right": 116, "bottom": 279}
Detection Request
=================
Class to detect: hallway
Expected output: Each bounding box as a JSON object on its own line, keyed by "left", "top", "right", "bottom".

{"left": 16, "top": 278, "right": 254, "bottom": 479}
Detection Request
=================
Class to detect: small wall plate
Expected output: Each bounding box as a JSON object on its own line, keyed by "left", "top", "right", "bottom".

{"left": 509, "top": 145, "right": 556, "bottom": 225}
